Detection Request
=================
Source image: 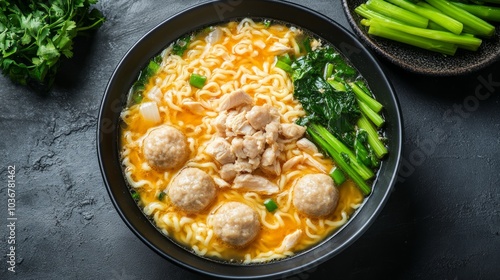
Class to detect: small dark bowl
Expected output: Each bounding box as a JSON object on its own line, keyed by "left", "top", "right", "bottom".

{"left": 342, "top": 0, "right": 500, "bottom": 76}
{"left": 97, "top": 0, "right": 403, "bottom": 278}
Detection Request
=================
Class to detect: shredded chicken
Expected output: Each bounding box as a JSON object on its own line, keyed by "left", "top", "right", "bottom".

{"left": 245, "top": 104, "right": 279, "bottom": 130}
{"left": 282, "top": 155, "right": 304, "bottom": 172}
{"left": 182, "top": 98, "right": 206, "bottom": 115}
{"left": 218, "top": 89, "right": 253, "bottom": 111}
{"left": 280, "top": 123, "right": 306, "bottom": 140}
{"left": 205, "top": 137, "right": 236, "bottom": 165}
{"left": 276, "top": 229, "right": 302, "bottom": 253}
{"left": 296, "top": 138, "right": 318, "bottom": 154}
{"left": 206, "top": 88, "right": 318, "bottom": 190}
{"left": 260, "top": 161, "right": 281, "bottom": 176}
{"left": 232, "top": 174, "right": 279, "bottom": 194}
{"left": 220, "top": 164, "right": 238, "bottom": 182}
{"left": 268, "top": 42, "right": 294, "bottom": 55}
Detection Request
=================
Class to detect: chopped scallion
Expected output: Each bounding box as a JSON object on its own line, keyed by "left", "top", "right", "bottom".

{"left": 276, "top": 60, "right": 293, "bottom": 73}
{"left": 131, "top": 191, "right": 140, "bottom": 201}
{"left": 132, "top": 91, "right": 143, "bottom": 104}
{"left": 158, "top": 192, "right": 166, "bottom": 201}
{"left": 189, "top": 73, "right": 207, "bottom": 89}
{"left": 264, "top": 198, "right": 278, "bottom": 212}
{"left": 278, "top": 53, "right": 293, "bottom": 65}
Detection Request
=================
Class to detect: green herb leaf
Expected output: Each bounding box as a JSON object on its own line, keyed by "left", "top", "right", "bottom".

{"left": 0, "top": 0, "right": 106, "bottom": 92}
{"left": 172, "top": 35, "right": 191, "bottom": 56}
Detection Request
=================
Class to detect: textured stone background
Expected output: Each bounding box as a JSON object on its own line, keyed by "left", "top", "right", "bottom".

{"left": 1, "top": 0, "right": 499, "bottom": 279}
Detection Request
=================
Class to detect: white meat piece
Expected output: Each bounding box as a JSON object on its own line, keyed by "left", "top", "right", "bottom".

{"left": 231, "top": 137, "right": 246, "bottom": 159}
{"left": 234, "top": 159, "right": 255, "bottom": 173}
{"left": 227, "top": 110, "right": 256, "bottom": 136}
{"left": 213, "top": 111, "right": 227, "bottom": 134}
{"left": 245, "top": 104, "right": 279, "bottom": 130}
{"left": 276, "top": 229, "right": 302, "bottom": 253}
{"left": 205, "top": 137, "right": 236, "bottom": 165}
{"left": 260, "top": 161, "right": 281, "bottom": 176}
{"left": 182, "top": 98, "right": 206, "bottom": 115}
{"left": 303, "top": 153, "right": 328, "bottom": 173}
{"left": 311, "top": 38, "right": 322, "bottom": 51}
{"left": 168, "top": 168, "right": 216, "bottom": 213}
{"left": 142, "top": 125, "right": 189, "bottom": 170}
{"left": 261, "top": 143, "right": 280, "bottom": 166}
{"left": 264, "top": 121, "right": 280, "bottom": 145}
{"left": 220, "top": 164, "right": 238, "bottom": 182}
{"left": 237, "top": 122, "right": 256, "bottom": 136}
{"left": 242, "top": 132, "right": 266, "bottom": 159}
{"left": 248, "top": 156, "right": 261, "bottom": 171}
{"left": 212, "top": 202, "right": 260, "bottom": 247}
{"left": 268, "top": 42, "right": 294, "bottom": 55}
{"left": 218, "top": 89, "right": 253, "bottom": 111}
{"left": 232, "top": 174, "right": 279, "bottom": 194}
{"left": 280, "top": 123, "right": 306, "bottom": 140}
{"left": 282, "top": 155, "right": 304, "bottom": 172}
{"left": 261, "top": 147, "right": 276, "bottom": 167}
{"left": 213, "top": 177, "right": 230, "bottom": 188}
{"left": 296, "top": 138, "right": 318, "bottom": 154}
{"left": 293, "top": 174, "right": 339, "bottom": 217}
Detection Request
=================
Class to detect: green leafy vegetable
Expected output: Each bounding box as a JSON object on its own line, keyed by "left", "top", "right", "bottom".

{"left": 355, "top": 129, "right": 381, "bottom": 168}
{"left": 357, "top": 114, "right": 388, "bottom": 159}
{"left": 292, "top": 47, "right": 359, "bottom": 147}
{"left": 172, "top": 35, "right": 191, "bottom": 56}
{"left": 130, "top": 54, "right": 163, "bottom": 105}
{"left": 0, "top": 0, "right": 105, "bottom": 91}
{"left": 264, "top": 19, "right": 272, "bottom": 28}
{"left": 307, "top": 126, "right": 372, "bottom": 196}
{"left": 131, "top": 190, "right": 140, "bottom": 201}
{"left": 330, "top": 167, "right": 346, "bottom": 185}
{"left": 287, "top": 42, "right": 386, "bottom": 196}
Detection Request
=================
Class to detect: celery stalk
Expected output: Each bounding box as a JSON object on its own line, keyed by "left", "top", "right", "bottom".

{"left": 367, "top": 23, "right": 458, "bottom": 55}
{"left": 451, "top": 2, "right": 500, "bottom": 22}
{"left": 363, "top": 18, "right": 482, "bottom": 50}
{"left": 366, "top": 0, "right": 429, "bottom": 28}
{"left": 426, "top": 0, "right": 495, "bottom": 38}
{"left": 386, "top": 0, "right": 463, "bottom": 34}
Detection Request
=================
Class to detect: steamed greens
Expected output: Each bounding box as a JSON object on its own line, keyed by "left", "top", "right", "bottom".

{"left": 354, "top": 0, "right": 500, "bottom": 55}
{"left": 0, "top": 0, "right": 105, "bottom": 91}
{"left": 292, "top": 46, "right": 359, "bottom": 148}
{"left": 280, "top": 46, "right": 388, "bottom": 196}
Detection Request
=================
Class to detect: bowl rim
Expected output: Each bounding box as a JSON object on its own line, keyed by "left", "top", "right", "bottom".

{"left": 97, "top": 0, "right": 403, "bottom": 278}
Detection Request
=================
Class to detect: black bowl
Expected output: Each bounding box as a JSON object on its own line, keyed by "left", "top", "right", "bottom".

{"left": 97, "top": 0, "right": 403, "bottom": 278}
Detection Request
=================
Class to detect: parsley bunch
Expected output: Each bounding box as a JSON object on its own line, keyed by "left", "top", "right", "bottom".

{"left": 0, "top": 0, "right": 105, "bottom": 91}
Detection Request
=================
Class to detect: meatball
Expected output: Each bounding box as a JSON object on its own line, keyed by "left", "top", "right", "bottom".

{"left": 142, "top": 125, "right": 189, "bottom": 170}
{"left": 212, "top": 202, "right": 260, "bottom": 247}
{"left": 293, "top": 174, "right": 339, "bottom": 217}
{"left": 168, "top": 168, "right": 216, "bottom": 213}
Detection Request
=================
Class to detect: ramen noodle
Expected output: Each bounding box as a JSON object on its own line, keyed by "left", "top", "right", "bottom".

{"left": 120, "top": 18, "right": 365, "bottom": 263}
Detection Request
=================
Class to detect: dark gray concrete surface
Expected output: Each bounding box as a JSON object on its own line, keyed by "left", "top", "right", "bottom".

{"left": 1, "top": 0, "right": 499, "bottom": 279}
